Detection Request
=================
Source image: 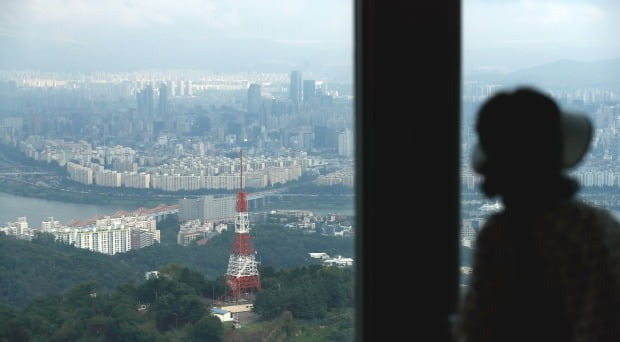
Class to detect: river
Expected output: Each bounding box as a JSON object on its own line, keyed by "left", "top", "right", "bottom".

{"left": 0, "top": 192, "right": 139, "bottom": 227}
{"left": 0, "top": 192, "right": 355, "bottom": 228}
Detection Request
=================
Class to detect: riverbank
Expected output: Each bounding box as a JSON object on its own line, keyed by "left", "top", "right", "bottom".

{"left": 0, "top": 192, "right": 145, "bottom": 225}
{"left": 266, "top": 194, "right": 354, "bottom": 215}
{"left": 0, "top": 178, "right": 174, "bottom": 208}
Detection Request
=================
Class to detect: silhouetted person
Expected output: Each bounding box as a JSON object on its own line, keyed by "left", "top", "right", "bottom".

{"left": 459, "top": 88, "right": 620, "bottom": 342}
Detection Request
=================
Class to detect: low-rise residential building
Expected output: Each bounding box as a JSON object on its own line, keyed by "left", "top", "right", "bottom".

{"left": 323, "top": 255, "right": 354, "bottom": 267}
{"left": 0, "top": 217, "right": 36, "bottom": 240}
{"left": 211, "top": 308, "right": 234, "bottom": 322}
{"left": 177, "top": 219, "right": 212, "bottom": 246}
{"left": 145, "top": 271, "right": 160, "bottom": 280}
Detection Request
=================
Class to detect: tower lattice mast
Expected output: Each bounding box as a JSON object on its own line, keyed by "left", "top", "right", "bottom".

{"left": 225, "top": 150, "right": 261, "bottom": 300}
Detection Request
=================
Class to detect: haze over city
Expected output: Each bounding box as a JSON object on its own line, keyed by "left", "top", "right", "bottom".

{"left": 0, "top": 0, "right": 353, "bottom": 79}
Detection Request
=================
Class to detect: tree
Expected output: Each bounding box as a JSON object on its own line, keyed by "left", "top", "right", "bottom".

{"left": 254, "top": 288, "right": 290, "bottom": 319}
{"left": 188, "top": 316, "right": 223, "bottom": 342}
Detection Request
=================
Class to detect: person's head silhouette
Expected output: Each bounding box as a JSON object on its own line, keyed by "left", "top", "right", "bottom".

{"left": 471, "top": 87, "right": 592, "bottom": 207}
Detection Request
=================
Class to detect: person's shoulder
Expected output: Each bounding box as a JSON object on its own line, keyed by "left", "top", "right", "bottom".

{"left": 476, "top": 212, "right": 507, "bottom": 244}
{"left": 564, "top": 199, "right": 617, "bottom": 226}
{"left": 563, "top": 200, "right": 620, "bottom": 248}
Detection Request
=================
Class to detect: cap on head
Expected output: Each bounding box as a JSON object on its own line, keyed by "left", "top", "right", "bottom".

{"left": 472, "top": 87, "right": 592, "bottom": 175}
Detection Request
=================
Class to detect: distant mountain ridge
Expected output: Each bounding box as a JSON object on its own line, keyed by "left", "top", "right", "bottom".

{"left": 466, "top": 58, "right": 620, "bottom": 88}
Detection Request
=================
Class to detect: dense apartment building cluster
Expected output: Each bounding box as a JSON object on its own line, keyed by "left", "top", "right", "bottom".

{"left": 462, "top": 167, "right": 620, "bottom": 190}
{"left": 571, "top": 169, "right": 620, "bottom": 187}
{"left": 460, "top": 218, "right": 486, "bottom": 249}
{"left": 21, "top": 137, "right": 93, "bottom": 166}
{"left": 313, "top": 167, "right": 354, "bottom": 187}
{"left": 265, "top": 210, "right": 354, "bottom": 237}
{"left": 19, "top": 136, "right": 310, "bottom": 191}
{"left": 1, "top": 215, "right": 160, "bottom": 255}
{"left": 140, "top": 154, "right": 306, "bottom": 191}
{"left": 461, "top": 170, "right": 482, "bottom": 191}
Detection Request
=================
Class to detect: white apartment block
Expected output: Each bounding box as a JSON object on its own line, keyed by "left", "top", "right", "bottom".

{"left": 122, "top": 172, "right": 150, "bottom": 189}
{"left": 95, "top": 170, "right": 122, "bottom": 187}
{"left": 67, "top": 162, "right": 93, "bottom": 185}
{"left": 53, "top": 226, "right": 132, "bottom": 255}
{"left": 49, "top": 215, "right": 160, "bottom": 255}
{"left": 314, "top": 168, "right": 354, "bottom": 187}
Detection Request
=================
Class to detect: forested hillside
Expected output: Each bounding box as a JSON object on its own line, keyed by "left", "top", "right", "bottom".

{"left": 0, "top": 264, "right": 355, "bottom": 342}
{"left": 0, "top": 219, "right": 353, "bottom": 308}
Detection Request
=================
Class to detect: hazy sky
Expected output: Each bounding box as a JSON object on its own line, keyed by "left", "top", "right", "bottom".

{"left": 0, "top": 0, "right": 353, "bottom": 76}
{"left": 1, "top": 1, "right": 619, "bottom": 75}
{"left": 464, "top": 0, "right": 620, "bottom": 73}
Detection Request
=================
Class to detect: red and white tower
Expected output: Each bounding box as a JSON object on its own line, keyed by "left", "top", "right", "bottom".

{"left": 225, "top": 150, "right": 261, "bottom": 300}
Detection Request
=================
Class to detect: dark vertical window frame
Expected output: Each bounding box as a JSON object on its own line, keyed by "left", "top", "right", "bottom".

{"left": 356, "top": 2, "right": 461, "bottom": 340}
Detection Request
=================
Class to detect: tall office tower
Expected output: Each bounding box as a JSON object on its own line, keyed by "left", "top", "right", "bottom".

{"left": 186, "top": 80, "right": 192, "bottom": 97}
{"left": 247, "top": 83, "right": 262, "bottom": 114}
{"left": 144, "top": 84, "right": 154, "bottom": 116}
{"left": 158, "top": 83, "right": 168, "bottom": 117}
{"left": 178, "top": 80, "right": 185, "bottom": 97}
{"left": 225, "top": 151, "right": 261, "bottom": 300}
{"left": 168, "top": 80, "right": 176, "bottom": 97}
{"left": 136, "top": 91, "right": 144, "bottom": 116}
{"left": 289, "top": 70, "right": 302, "bottom": 111}
{"left": 303, "top": 80, "right": 316, "bottom": 107}
{"left": 136, "top": 85, "right": 153, "bottom": 116}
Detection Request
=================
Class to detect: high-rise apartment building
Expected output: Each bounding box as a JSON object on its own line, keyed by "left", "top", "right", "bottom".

{"left": 178, "top": 195, "right": 237, "bottom": 222}
{"left": 53, "top": 226, "right": 132, "bottom": 255}
{"left": 186, "top": 80, "right": 192, "bottom": 97}
{"left": 178, "top": 80, "right": 185, "bottom": 97}
{"left": 50, "top": 215, "right": 160, "bottom": 255}
{"left": 338, "top": 128, "right": 354, "bottom": 158}
{"left": 168, "top": 80, "right": 176, "bottom": 97}
{"left": 136, "top": 84, "right": 154, "bottom": 116}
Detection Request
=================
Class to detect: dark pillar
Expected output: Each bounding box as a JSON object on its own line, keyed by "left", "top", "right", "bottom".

{"left": 356, "top": 1, "right": 461, "bottom": 341}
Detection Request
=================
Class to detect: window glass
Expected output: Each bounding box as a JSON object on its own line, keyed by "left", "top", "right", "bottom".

{"left": 0, "top": 1, "right": 354, "bottom": 339}
{"left": 461, "top": 0, "right": 620, "bottom": 297}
